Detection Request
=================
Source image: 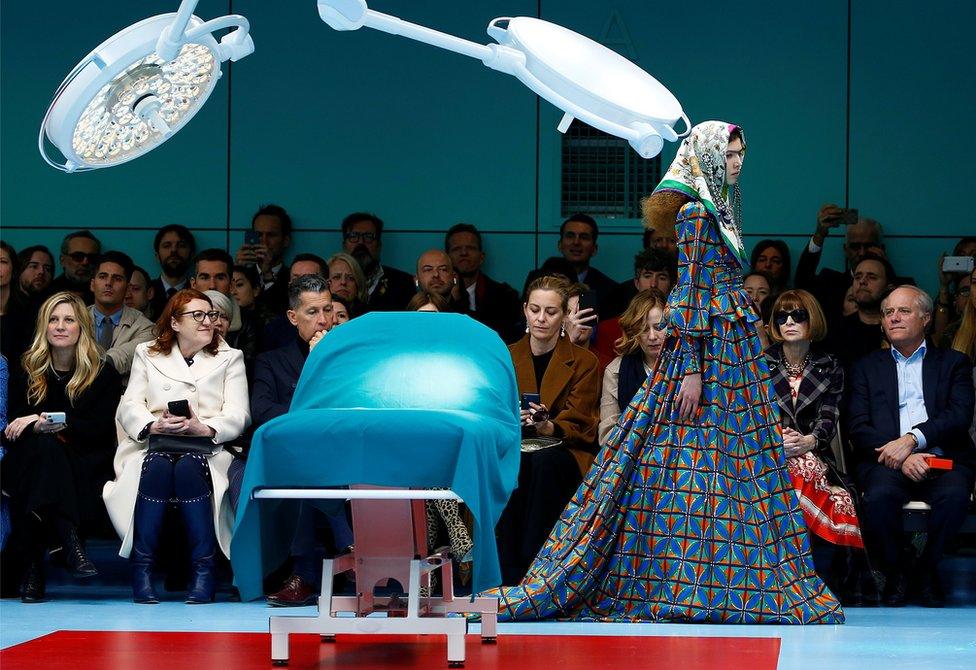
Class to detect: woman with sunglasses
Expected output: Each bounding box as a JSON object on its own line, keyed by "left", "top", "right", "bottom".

{"left": 104, "top": 289, "right": 250, "bottom": 604}
{"left": 765, "top": 290, "right": 865, "bottom": 597}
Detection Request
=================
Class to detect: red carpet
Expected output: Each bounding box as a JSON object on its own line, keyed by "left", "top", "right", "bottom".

{"left": 1, "top": 631, "right": 780, "bottom": 669}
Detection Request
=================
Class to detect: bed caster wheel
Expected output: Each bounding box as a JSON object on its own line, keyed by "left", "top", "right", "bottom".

{"left": 321, "top": 635, "right": 336, "bottom": 643}
{"left": 481, "top": 637, "right": 496, "bottom": 644}
{"left": 272, "top": 660, "right": 288, "bottom": 666}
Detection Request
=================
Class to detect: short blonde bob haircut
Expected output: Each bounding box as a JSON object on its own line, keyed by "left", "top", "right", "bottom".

{"left": 768, "top": 289, "right": 828, "bottom": 343}
{"left": 615, "top": 288, "right": 668, "bottom": 355}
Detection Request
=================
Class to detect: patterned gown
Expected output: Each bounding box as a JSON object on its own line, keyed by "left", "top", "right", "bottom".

{"left": 490, "top": 202, "right": 844, "bottom": 624}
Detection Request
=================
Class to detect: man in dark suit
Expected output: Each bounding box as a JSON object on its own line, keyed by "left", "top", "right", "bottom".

{"left": 230, "top": 274, "right": 353, "bottom": 606}
{"left": 235, "top": 204, "right": 293, "bottom": 313}
{"left": 847, "top": 285, "right": 975, "bottom": 607}
{"left": 340, "top": 212, "right": 415, "bottom": 311}
{"left": 149, "top": 224, "right": 195, "bottom": 317}
{"left": 445, "top": 223, "right": 521, "bottom": 342}
{"left": 556, "top": 213, "right": 620, "bottom": 319}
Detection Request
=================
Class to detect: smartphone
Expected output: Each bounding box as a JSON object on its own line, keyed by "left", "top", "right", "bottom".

{"left": 840, "top": 207, "right": 859, "bottom": 225}
{"left": 244, "top": 230, "right": 261, "bottom": 247}
{"left": 45, "top": 412, "right": 66, "bottom": 425}
{"left": 942, "top": 255, "right": 975, "bottom": 274}
{"left": 520, "top": 393, "right": 541, "bottom": 411}
{"left": 577, "top": 289, "right": 599, "bottom": 316}
{"left": 168, "top": 399, "right": 191, "bottom": 418}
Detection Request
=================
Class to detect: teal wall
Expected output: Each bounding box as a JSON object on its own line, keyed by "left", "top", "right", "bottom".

{"left": 2, "top": 1, "right": 972, "bottom": 295}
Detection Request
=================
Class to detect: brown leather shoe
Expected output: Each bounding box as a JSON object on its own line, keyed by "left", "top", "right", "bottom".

{"left": 267, "top": 575, "right": 318, "bottom": 607}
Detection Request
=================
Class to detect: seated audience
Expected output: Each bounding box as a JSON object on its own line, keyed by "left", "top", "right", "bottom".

{"left": 935, "top": 258, "right": 973, "bottom": 345}
{"left": 331, "top": 298, "right": 350, "bottom": 324}
{"left": 847, "top": 286, "right": 975, "bottom": 607}
{"left": 235, "top": 204, "right": 293, "bottom": 312}
{"left": 1, "top": 242, "right": 32, "bottom": 362}
{"left": 642, "top": 223, "right": 678, "bottom": 257}
{"left": 743, "top": 270, "right": 773, "bottom": 308}
{"left": 88, "top": 251, "right": 155, "bottom": 382}
{"left": 16, "top": 244, "right": 55, "bottom": 308}
{"left": 125, "top": 265, "right": 156, "bottom": 321}
{"left": 232, "top": 264, "right": 276, "bottom": 334}
{"left": 445, "top": 223, "right": 521, "bottom": 342}
{"left": 414, "top": 249, "right": 469, "bottom": 313}
{"left": 106, "top": 289, "right": 250, "bottom": 604}
{"left": 51, "top": 230, "right": 101, "bottom": 303}
{"left": 556, "top": 213, "right": 619, "bottom": 318}
{"left": 750, "top": 239, "right": 792, "bottom": 294}
{"left": 406, "top": 291, "right": 449, "bottom": 313}
{"left": 149, "top": 224, "right": 195, "bottom": 318}
{"left": 244, "top": 276, "right": 353, "bottom": 607}
{"left": 608, "top": 246, "right": 677, "bottom": 327}
{"left": 190, "top": 249, "right": 259, "bottom": 374}
{"left": 598, "top": 288, "right": 667, "bottom": 444}
{"left": 327, "top": 252, "right": 368, "bottom": 317}
{"left": 563, "top": 281, "right": 598, "bottom": 349}
{"left": 260, "top": 254, "right": 329, "bottom": 351}
{"left": 764, "top": 289, "right": 865, "bottom": 596}
{"left": 496, "top": 275, "right": 600, "bottom": 585}
{"left": 841, "top": 284, "right": 858, "bottom": 317}
{"left": 2, "top": 292, "right": 122, "bottom": 602}
{"left": 826, "top": 254, "right": 895, "bottom": 369}
{"left": 341, "top": 212, "right": 415, "bottom": 311}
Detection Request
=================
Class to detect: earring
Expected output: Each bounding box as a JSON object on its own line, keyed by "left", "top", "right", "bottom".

{"left": 525, "top": 324, "right": 530, "bottom": 334}
{"left": 560, "top": 325, "right": 566, "bottom": 338}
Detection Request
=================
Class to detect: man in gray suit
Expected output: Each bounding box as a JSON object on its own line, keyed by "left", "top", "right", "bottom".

{"left": 88, "top": 251, "right": 155, "bottom": 383}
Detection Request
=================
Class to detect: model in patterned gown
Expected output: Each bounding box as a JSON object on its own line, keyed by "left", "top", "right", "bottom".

{"left": 488, "top": 121, "right": 844, "bottom": 624}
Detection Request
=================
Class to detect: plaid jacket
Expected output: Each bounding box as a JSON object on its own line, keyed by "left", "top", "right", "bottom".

{"left": 765, "top": 344, "right": 844, "bottom": 465}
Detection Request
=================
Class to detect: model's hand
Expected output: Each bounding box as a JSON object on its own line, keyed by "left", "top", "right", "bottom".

{"left": 876, "top": 435, "right": 915, "bottom": 469}
{"left": 676, "top": 373, "right": 702, "bottom": 421}
{"left": 783, "top": 428, "right": 816, "bottom": 458}
{"left": 901, "top": 453, "right": 932, "bottom": 482}
{"left": 3, "top": 414, "right": 41, "bottom": 441}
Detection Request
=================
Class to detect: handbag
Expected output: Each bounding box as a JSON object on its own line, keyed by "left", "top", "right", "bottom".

{"left": 147, "top": 433, "right": 217, "bottom": 456}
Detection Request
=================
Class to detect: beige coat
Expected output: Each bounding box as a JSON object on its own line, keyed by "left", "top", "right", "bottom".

{"left": 88, "top": 305, "right": 155, "bottom": 379}
{"left": 103, "top": 339, "right": 250, "bottom": 558}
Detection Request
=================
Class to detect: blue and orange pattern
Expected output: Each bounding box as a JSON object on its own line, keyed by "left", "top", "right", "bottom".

{"left": 490, "top": 203, "right": 844, "bottom": 624}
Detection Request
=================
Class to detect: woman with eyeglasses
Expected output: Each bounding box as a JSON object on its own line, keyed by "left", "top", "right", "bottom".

{"left": 764, "top": 289, "right": 865, "bottom": 598}
{"left": 104, "top": 289, "right": 250, "bottom": 604}
{"left": 2, "top": 292, "right": 122, "bottom": 602}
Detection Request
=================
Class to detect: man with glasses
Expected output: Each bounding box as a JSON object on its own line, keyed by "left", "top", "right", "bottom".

{"left": 50, "top": 230, "right": 101, "bottom": 303}
{"left": 556, "top": 213, "right": 620, "bottom": 319}
{"left": 340, "top": 211, "right": 415, "bottom": 311}
{"left": 87, "top": 251, "right": 154, "bottom": 383}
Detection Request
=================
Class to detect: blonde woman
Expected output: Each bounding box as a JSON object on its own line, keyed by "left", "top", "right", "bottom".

{"left": 948, "top": 267, "right": 976, "bottom": 439}
{"left": 598, "top": 289, "right": 667, "bottom": 444}
{"left": 327, "top": 252, "right": 368, "bottom": 317}
{"left": 2, "top": 292, "right": 122, "bottom": 602}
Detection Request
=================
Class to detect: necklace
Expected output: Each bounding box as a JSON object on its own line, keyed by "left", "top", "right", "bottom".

{"left": 50, "top": 367, "right": 71, "bottom": 381}
{"left": 783, "top": 354, "right": 809, "bottom": 378}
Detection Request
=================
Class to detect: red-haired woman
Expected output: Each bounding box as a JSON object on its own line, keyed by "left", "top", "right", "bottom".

{"left": 104, "top": 289, "right": 250, "bottom": 604}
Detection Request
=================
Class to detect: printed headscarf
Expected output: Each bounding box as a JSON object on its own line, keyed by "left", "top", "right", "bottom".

{"left": 652, "top": 120, "right": 746, "bottom": 267}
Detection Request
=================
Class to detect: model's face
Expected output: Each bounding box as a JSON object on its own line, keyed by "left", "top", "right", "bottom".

{"left": 125, "top": 272, "right": 152, "bottom": 311}
{"left": 635, "top": 268, "right": 672, "bottom": 295}
{"left": 191, "top": 260, "right": 231, "bottom": 295}
{"left": 639, "top": 306, "right": 666, "bottom": 362}
{"left": 20, "top": 251, "right": 55, "bottom": 294}
{"left": 253, "top": 214, "right": 290, "bottom": 263}
{"left": 91, "top": 261, "right": 129, "bottom": 311}
{"left": 416, "top": 251, "right": 455, "bottom": 297}
{"left": 172, "top": 298, "right": 216, "bottom": 351}
{"left": 524, "top": 289, "right": 564, "bottom": 342}
{"left": 743, "top": 274, "right": 770, "bottom": 305}
{"left": 61, "top": 237, "right": 100, "bottom": 282}
{"left": 558, "top": 221, "right": 597, "bottom": 265}
{"left": 289, "top": 260, "right": 323, "bottom": 281}
{"left": 753, "top": 246, "right": 785, "bottom": 281}
{"left": 852, "top": 259, "right": 888, "bottom": 307}
{"left": 725, "top": 138, "right": 745, "bottom": 185}
{"left": 343, "top": 220, "right": 380, "bottom": 271}
{"left": 155, "top": 231, "right": 192, "bottom": 277}
{"left": 47, "top": 301, "right": 81, "bottom": 350}
{"left": 328, "top": 259, "right": 359, "bottom": 301}
{"left": 231, "top": 271, "right": 259, "bottom": 308}
{"left": 447, "top": 232, "right": 484, "bottom": 276}
{"left": 882, "top": 289, "right": 929, "bottom": 349}
{"left": 287, "top": 291, "right": 334, "bottom": 343}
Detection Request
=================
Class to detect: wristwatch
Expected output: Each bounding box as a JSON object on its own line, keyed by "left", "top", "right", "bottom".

{"left": 906, "top": 432, "right": 919, "bottom": 450}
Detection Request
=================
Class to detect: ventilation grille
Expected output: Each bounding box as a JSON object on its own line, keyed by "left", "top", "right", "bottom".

{"left": 560, "top": 123, "right": 661, "bottom": 219}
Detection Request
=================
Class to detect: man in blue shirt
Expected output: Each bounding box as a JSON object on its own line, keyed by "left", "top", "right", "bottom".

{"left": 88, "top": 251, "right": 154, "bottom": 383}
{"left": 847, "top": 286, "right": 975, "bottom": 607}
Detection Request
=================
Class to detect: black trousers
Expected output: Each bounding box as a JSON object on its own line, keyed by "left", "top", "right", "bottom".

{"left": 856, "top": 461, "right": 975, "bottom": 575}
{"left": 496, "top": 447, "right": 582, "bottom": 586}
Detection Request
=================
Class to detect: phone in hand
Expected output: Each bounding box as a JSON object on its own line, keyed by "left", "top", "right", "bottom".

{"left": 167, "top": 399, "right": 191, "bottom": 418}
{"left": 520, "top": 393, "right": 541, "bottom": 411}
{"left": 942, "top": 255, "right": 975, "bottom": 274}
{"left": 244, "top": 230, "right": 261, "bottom": 247}
{"left": 45, "top": 412, "right": 66, "bottom": 425}
{"left": 577, "top": 289, "right": 599, "bottom": 317}
{"left": 840, "top": 207, "right": 859, "bottom": 225}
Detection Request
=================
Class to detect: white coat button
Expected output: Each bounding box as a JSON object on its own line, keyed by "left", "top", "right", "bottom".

{"left": 189, "top": 385, "right": 196, "bottom": 392}
{"left": 163, "top": 384, "right": 171, "bottom": 391}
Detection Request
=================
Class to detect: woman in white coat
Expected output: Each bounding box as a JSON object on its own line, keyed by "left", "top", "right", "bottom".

{"left": 104, "top": 289, "right": 250, "bottom": 604}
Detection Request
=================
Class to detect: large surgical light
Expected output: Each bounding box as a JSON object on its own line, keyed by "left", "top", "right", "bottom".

{"left": 40, "top": 1, "right": 686, "bottom": 172}
{"left": 39, "top": 1, "right": 253, "bottom": 172}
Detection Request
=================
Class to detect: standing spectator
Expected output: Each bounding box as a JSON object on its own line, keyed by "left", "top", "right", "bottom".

{"left": 750, "top": 239, "right": 792, "bottom": 294}
{"left": 235, "top": 205, "right": 293, "bottom": 312}
{"left": 340, "top": 212, "right": 415, "bottom": 311}
{"left": 50, "top": 230, "right": 101, "bottom": 303}
{"left": 826, "top": 254, "right": 895, "bottom": 369}
{"left": 326, "top": 252, "right": 368, "bottom": 317}
{"left": 106, "top": 289, "right": 250, "bottom": 604}
{"left": 2, "top": 292, "right": 122, "bottom": 602}
{"left": 414, "top": 249, "right": 469, "bottom": 314}
{"left": 556, "top": 213, "right": 619, "bottom": 318}
{"left": 847, "top": 286, "right": 975, "bottom": 607}
{"left": 88, "top": 252, "right": 155, "bottom": 382}
{"left": 149, "top": 224, "right": 195, "bottom": 318}
{"left": 125, "top": 266, "right": 156, "bottom": 321}
{"left": 445, "top": 223, "right": 521, "bottom": 342}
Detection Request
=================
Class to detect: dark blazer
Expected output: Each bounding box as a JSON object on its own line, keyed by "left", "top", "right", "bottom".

{"left": 795, "top": 247, "right": 850, "bottom": 321}
{"left": 580, "top": 265, "right": 620, "bottom": 319}
{"left": 148, "top": 277, "right": 188, "bottom": 319}
{"left": 365, "top": 264, "right": 416, "bottom": 312}
{"left": 250, "top": 338, "right": 306, "bottom": 428}
{"left": 766, "top": 344, "right": 844, "bottom": 468}
{"left": 845, "top": 345, "right": 976, "bottom": 466}
{"left": 509, "top": 334, "right": 601, "bottom": 474}
{"left": 470, "top": 273, "right": 521, "bottom": 343}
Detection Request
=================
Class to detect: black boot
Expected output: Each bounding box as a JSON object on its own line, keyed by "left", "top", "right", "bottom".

{"left": 180, "top": 495, "right": 217, "bottom": 604}
{"left": 21, "top": 557, "right": 46, "bottom": 603}
{"left": 131, "top": 494, "right": 167, "bottom": 604}
{"left": 62, "top": 526, "right": 98, "bottom": 578}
